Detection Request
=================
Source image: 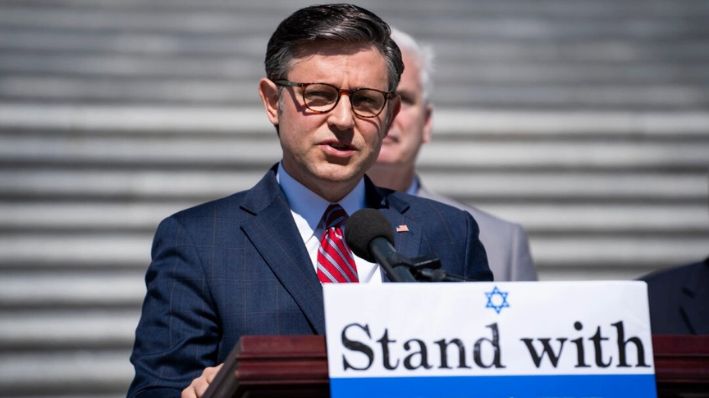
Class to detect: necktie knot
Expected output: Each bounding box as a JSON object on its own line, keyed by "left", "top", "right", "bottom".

{"left": 322, "top": 204, "right": 347, "bottom": 230}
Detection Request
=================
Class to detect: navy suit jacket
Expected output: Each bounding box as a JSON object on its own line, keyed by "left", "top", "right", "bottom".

{"left": 127, "top": 167, "right": 491, "bottom": 397}
{"left": 641, "top": 257, "right": 709, "bottom": 335}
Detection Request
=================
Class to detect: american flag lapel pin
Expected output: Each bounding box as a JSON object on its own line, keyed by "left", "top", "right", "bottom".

{"left": 396, "top": 224, "right": 409, "bottom": 233}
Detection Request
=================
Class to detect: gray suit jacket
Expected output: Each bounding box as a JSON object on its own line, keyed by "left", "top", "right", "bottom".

{"left": 417, "top": 184, "right": 536, "bottom": 281}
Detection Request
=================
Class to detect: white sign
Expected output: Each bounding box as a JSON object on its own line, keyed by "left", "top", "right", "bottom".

{"left": 323, "top": 281, "right": 656, "bottom": 398}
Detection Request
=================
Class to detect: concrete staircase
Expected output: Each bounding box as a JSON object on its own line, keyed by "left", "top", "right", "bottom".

{"left": 0, "top": 0, "right": 707, "bottom": 396}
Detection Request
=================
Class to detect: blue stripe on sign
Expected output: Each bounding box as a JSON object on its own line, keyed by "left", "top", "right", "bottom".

{"left": 330, "top": 374, "right": 656, "bottom": 398}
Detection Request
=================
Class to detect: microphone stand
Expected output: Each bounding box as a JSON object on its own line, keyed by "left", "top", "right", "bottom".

{"left": 407, "top": 256, "right": 470, "bottom": 282}
{"left": 370, "top": 238, "right": 470, "bottom": 282}
{"left": 368, "top": 238, "right": 417, "bottom": 282}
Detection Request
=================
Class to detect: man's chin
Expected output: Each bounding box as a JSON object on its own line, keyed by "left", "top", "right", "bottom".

{"left": 315, "top": 162, "right": 361, "bottom": 182}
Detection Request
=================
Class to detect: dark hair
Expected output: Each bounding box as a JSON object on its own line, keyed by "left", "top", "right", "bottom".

{"left": 265, "top": 3, "right": 404, "bottom": 91}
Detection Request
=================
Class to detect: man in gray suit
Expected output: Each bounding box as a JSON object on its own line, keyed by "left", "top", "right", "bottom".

{"left": 369, "top": 28, "right": 537, "bottom": 281}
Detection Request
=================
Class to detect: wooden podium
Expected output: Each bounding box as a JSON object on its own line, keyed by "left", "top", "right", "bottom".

{"left": 203, "top": 335, "right": 328, "bottom": 398}
{"left": 204, "top": 335, "right": 709, "bottom": 398}
{"left": 653, "top": 335, "right": 709, "bottom": 397}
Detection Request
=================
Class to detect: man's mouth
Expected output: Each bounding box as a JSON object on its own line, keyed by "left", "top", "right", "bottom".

{"left": 328, "top": 142, "right": 353, "bottom": 150}
{"left": 321, "top": 140, "right": 356, "bottom": 157}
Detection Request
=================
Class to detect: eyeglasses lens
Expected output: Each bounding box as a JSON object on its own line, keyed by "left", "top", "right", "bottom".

{"left": 302, "top": 84, "right": 385, "bottom": 117}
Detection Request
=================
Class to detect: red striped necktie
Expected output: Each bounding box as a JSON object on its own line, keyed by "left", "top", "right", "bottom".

{"left": 317, "top": 204, "right": 359, "bottom": 283}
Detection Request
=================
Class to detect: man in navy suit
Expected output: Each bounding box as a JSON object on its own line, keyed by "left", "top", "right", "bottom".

{"left": 127, "top": 4, "right": 492, "bottom": 398}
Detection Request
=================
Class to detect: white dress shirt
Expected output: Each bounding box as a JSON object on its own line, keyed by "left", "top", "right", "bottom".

{"left": 276, "top": 163, "right": 382, "bottom": 283}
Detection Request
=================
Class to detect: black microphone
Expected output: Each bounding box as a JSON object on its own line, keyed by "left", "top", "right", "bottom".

{"left": 344, "top": 209, "right": 417, "bottom": 282}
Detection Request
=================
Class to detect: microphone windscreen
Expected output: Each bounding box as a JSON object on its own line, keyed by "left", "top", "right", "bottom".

{"left": 345, "top": 208, "right": 395, "bottom": 262}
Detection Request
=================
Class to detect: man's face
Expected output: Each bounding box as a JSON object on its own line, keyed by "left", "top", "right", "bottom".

{"left": 259, "top": 42, "right": 398, "bottom": 200}
{"left": 376, "top": 48, "right": 432, "bottom": 169}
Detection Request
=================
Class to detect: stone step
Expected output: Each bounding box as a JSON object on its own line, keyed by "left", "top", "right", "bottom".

{"left": 537, "top": 264, "right": 662, "bottom": 281}
{"left": 3, "top": 2, "right": 707, "bottom": 38}
{"left": 0, "top": 76, "right": 260, "bottom": 106}
{"left": 419, "top": 140, "right": 709, "bottom": 170}
{"left": 0, "top": 234, "right": 151, "bottom": 269}
{"left": 0, "top": 271, "right": 144, "bottom": 307}
{"left": 4, "top": 52, "right": 709, "bottom": 86}
{"left": 1, "top": 107, "right": 708, "bottom": 142}
{"left": 0, "top": 350, "right": 131, "bottom": 396}
{"left": 1, "top": 134, "right": 706, "bottom": 170}
{"left": 0, "top": 7, "right": 279, "bottom": 35}
{"left": 0, "top": 105, "right": 270, "bottom": 134}
{"left": 10, "top": 0, "right": 709, "bottom": 17}
{"left": 3, "top": 105, "right": 709, "bottom": 136}
{"left": 0, "top": 135, "right": 280, "bottom": 167}
{"left": 0, "top": 169, "right": 264, "bottom": 200}
{"left": 432, "top": 110, "right": 709, "bottom": 136}
{"left": 0, "top": 309, "right": 139, "bottom": 349}
{"left": 0, "top": 202, "right": 188, "bottom": 232}
{"left": 434, "top": 84, "right": 709, "bottom": 109}
{"left": 406, "top": 17, "right": 709, "bottom": 41}
{"left": 531, "top": 235, "right": 708, "bottom": 273}
{"left": 1, "top": 75, "right": 707, "bottom": 108}
{"left": 416, "top": 171, "right": 707, "bottom": 202}
{"left": 0, "top": 52, "right": 259, "bottom": 79}
{"left": 0, "top": 233, "right": 704, "bottom": 278}
{"left": 0, "top": 29, "right": 264, "bottom": 56}
{"left": 0, "top": 169, "right": 704, "bottom": 202}
{"left": 0, "top": 200, "right": 706, "bottom": 234}
{"left": 3, "top": 30, "right": 707, "bottom": 65}
{"left": 478, "top": 203, "right": 709, "bottom": 233}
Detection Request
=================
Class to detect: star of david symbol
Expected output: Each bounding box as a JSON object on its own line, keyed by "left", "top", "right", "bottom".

{"left": 485, "top": 286, "right": 510, "bottom": 314}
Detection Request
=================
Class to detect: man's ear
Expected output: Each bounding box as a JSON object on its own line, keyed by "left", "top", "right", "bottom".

{"left": 422, "top": 103, "right": 433, "bottom": 143}
{"left": 258, "top": 78, "right": 280, "bottom": 126}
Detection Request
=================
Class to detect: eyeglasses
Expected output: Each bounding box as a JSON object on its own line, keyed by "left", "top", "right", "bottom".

{"left": 274, "top": 80, "right": 395, "bottom": 118}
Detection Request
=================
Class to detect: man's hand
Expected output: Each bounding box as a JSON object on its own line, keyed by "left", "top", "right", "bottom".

{"left": 181, "top": 364, "right": 224, "bottom": 398}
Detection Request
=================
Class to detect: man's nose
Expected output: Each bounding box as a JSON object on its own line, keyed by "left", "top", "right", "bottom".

{"left": 327, "top": 93, "right": 355, "bottom": 129}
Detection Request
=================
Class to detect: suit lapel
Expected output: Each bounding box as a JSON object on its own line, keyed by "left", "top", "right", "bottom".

{"left": 364, "top": 178, "right": 423, "bottom": 282}
{"left": 240, "top": 170, "right": 326, "bottom": 334}
{"left": 235, "top": 172, "right": 424, "bottom": 325}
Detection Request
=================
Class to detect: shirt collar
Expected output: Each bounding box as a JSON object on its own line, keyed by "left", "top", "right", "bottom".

{"left": 405, "top": 175, "right": 420, "bottom": 196}
{"left": 276, "top": 162, "right": 366, "bottom": 233}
